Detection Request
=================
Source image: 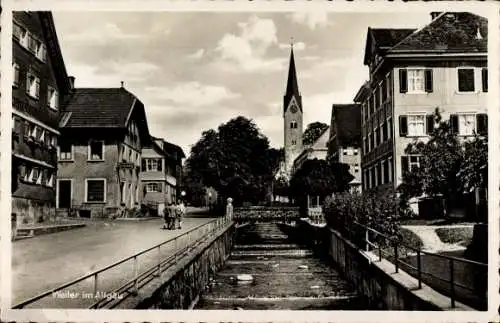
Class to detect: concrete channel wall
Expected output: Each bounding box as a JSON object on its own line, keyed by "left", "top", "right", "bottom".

{"left": 297, "top": 219, "right": 473, "bottom": 311}
{"left": 116, "top": 221, "right": 235, "bottom": 309}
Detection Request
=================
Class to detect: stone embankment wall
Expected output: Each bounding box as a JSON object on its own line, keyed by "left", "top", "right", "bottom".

{"left": 233, "top": 206, "right": 300, "bottom": 222}
{"left": 117, "top": 222, "right": 234, "bottom": 309}
{"left": 297, "top": 220, "right": 473, "bottom": 311}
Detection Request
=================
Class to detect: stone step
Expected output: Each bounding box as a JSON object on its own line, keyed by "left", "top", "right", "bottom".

{"left": 233, "top": 244, "right": 302, "bottom": 250}
{"left": 231, "top": 249, "right": 313, "bottom": 257}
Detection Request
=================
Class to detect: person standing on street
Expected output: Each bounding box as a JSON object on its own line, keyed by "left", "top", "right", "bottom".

{"left": 163, "top": 202, "right": 172, "bottom": 229}
{"left": 226, "top": 197, "right": 233, "bottom": 221}
{"left": 175, "top": 200, "right": 183, "bottom": 229}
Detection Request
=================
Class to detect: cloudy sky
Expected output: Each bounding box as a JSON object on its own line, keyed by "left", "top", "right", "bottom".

{"left": 53, "top": 11, "right": 431, "bottom": 156}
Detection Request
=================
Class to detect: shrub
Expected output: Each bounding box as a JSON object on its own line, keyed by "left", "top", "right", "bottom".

{"left": 323, "top": 188, "right": 401, "bottom": 249}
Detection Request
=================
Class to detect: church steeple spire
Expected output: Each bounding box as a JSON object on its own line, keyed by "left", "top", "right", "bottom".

{"left": 285, "top": 40, "right": 300, "bottom": 98}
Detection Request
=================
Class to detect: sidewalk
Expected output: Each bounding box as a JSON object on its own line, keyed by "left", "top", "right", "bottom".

{"left": 12, "top": 214, "right": 216, "bottom": 306}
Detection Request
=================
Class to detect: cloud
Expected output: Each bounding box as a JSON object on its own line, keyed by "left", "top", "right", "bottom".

{"left": 144, "top": 82, "right": 240, "bottom": 108}
{"left": 215, "top": 15, "right": 285, "bottom": 72}
{"left": 303, "top": 91, "right": 355, "bottom": 126}
{"left": 67, "top": 61, "right": 160, "bottom": 87}
{"left": 289, "top": 12, "right": 333, "bottom": 30}
{"left": 64, "top": 23, "right": 145, "bottom": 43}
{"left": 187, "top": 48, "right": 205, "bottom": 60}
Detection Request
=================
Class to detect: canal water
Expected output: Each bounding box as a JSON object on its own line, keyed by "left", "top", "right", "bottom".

{"left": 195, "top": 222, "right": 367, "bottom": 310}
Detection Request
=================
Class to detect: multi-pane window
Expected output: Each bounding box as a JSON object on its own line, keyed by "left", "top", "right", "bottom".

{"left": 14, "top": 22, "right": 47, "bottom": 62}
{"left": 59, "top": 141, "right": 73, "bottom": 160}
{"left": 290, "top": 121, "right": 298, "bottom": 129}
{"left": 47, "top": 86, "right": 58, "bottom": 109}
{"left": 13, "top": 63, "right": 20, "bottom": 87}
{"left": 89, "top": 141, "right": 104, "bottom": 160}
{"left": 13, "top": 23, "right": 28, "bottom": 47}
{"left": 401, "top": 155, "right": 420, "bottom": 175}
{"left": 458, "top": 68, "right": 475, "bottom": 92}
{"left": 383, "top": 159, "right": 390, "bottom": 184}
{"left": 458, "top": 114, "right": 476, "bottom": 136}
{"left": 142, "top": 158, "right": 163, "bottom": 172}
{"left": 146, "top": 183, "right": 162, "bottom": 193}
{"left": 407, "top": 69, "right": 425, "bottom": 93}
{"left": 399, "top": 69, "right": 433, "bottom": 93}
{"left": 374, "top": 127, "right": 380, "bottom": 147}
{"left": 26, "top": 72, "right": 40, "bottom": 99}
{"left": 46, "top": 171, "right": 54, "bottom": 187}
{"left": 407, "top": 115, "right": 426, "bottom": 136}
{"left": 86, "top": 179, "right": 106, "bottom": 202}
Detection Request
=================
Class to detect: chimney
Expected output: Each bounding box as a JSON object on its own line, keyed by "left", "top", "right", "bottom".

{"left": 430, "top": 12, "right": 443, "bottom": 20}
{"left": 68, "top": 76, "right": 75, "bottom": 90}
{"left": 120, "top": 81, "right": 124, "bottom": 88}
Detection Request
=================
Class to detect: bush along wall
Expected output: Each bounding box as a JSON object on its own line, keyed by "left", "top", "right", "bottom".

{"left": 323, "top": 188, "right": 401, "bottom": 250}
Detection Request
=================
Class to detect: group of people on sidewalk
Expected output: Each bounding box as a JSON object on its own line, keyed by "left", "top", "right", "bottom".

{"left": 163, "top": 201, "right": 186, "bottom": 230}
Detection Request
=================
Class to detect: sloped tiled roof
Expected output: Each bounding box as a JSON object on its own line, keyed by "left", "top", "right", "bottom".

{"left": 61, "top": 88, "right": 138, "bottom": 128}
{"left": 389, "top": 12, "right": 487, "bottom": 53}
{"left": 371, "top": 28, "right": 416, "bottom": 48}
{"left": 331, "top": 104, "right": 361, "bottom": 147}
{"left": 364, "top": 28, "right": 416, "bottom": 65}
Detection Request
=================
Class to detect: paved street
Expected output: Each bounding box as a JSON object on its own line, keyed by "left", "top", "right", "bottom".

{"left": 12, "top": 208, "right": 217, "bottom": 307}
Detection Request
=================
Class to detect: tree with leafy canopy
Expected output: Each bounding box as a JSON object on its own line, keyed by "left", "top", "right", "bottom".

{"left": 289, "top": 158, "right": 354, "bottom": 202}
{"left": 398, "top": 108, "right": 487, "bottom": 218}
{"left": 303, "top": 122, "right": 329, "bottom": 146}
{"left": 184, "top": 116, "right": 282, "bottom": 206}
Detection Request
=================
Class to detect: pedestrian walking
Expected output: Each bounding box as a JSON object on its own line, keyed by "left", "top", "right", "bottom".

{"left": 168, "top": 202, "right": 176, "bottom": 229}
{"left": 163, "top": 203, "right": 171, "bottom": 229}
{"left": 175, "top": 200, "right": 183, "bottom": 229}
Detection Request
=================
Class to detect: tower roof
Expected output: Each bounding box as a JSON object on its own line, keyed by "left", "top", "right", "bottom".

{"left": 285, "top": 46, "right": 300, "bottom": 98}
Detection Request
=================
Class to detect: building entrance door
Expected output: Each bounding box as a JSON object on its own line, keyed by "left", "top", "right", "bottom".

{"left": 58, "top": 180, "right": 72, "bottom": 208}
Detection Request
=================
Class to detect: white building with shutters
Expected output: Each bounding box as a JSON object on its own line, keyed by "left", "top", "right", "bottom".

{"left": 356, "top": 12, "right": 488, "bottom": 197}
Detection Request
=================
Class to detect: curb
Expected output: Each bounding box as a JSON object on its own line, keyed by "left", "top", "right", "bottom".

{"left": 115, "top": 217, "right": 160, "bottom": 221}
{"left": 14, "top": 223, "right": 86, "bottom": 240}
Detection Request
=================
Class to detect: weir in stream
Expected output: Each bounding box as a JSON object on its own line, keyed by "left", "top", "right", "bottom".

{"left": 195, "top": 222, "right": 368, "bottom": 310}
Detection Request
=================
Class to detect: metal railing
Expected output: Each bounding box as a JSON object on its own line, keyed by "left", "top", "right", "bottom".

{"left": 347, "top": 221, "right": 487, "bottom": 310}
{"left": 13, "top": 216, "right": 231, "bottom": 309}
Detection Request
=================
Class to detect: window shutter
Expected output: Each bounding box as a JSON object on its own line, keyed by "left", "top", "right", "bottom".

{"left": 399, "top": 69, "right": 407, "bottom": 93}
{"left": 482, "top": 68, "right": 488, "bottom": 92}
{"left": 425, "top": 69, "right": 433, "bottom": 93}
{"left": 426, "top": 115, "right": 434, "bottom": 134}
{"left": 399, "top": 115, "right": 408, "bottom": 137}
{"left": 401, "top": 156, "right": 409, "bottom": 177}
{"left": 476, "top": 114, "right": 488, "bottom": 135}
{"left": 450, "top": 114, "right": 459, "bottom": 134}
{"left": 141, "top": 159, "right": 146, "bottom": 172}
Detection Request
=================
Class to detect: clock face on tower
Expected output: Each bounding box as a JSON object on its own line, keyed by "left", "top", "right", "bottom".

{"left": 290, "top": 105, "right": 298, "bottom": 114}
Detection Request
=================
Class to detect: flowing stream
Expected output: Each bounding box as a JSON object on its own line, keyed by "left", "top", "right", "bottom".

{"left": 195, "top": 222, "right": 367, "bottom": 310}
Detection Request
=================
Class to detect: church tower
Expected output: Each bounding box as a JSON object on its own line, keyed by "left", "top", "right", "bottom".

{"left": 283, "top": 43, "right": 303, "bottom": 175}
